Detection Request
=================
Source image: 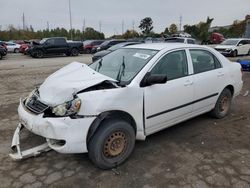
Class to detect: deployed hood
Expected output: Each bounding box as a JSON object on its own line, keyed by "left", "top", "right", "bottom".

{"left": 39, "top": 62, "right": 117, "bottom": 106}
{"left": 215, "top": 45, "right": 235, "bottom": 49}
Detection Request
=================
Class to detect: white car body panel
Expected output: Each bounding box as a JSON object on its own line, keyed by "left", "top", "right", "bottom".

{"left": 6, "top": 42, "right": 21, "bottom": 52}
{"left": 10, "top": 43, "right": 243, "bottom": 159}
{"left": 215, "top": 38, "right": 250, "bottom": 56}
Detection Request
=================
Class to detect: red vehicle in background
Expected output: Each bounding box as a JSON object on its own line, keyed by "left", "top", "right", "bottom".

{"left": 19, "top": 40, "right": 40, "bottom": 54}
{"left": 0, "top": 41, "right": 8, "bottom": 51}
{"left": 83, "top": 40, "right": 104, "bottom": 54}
{"left": 209, "top": 32, "right": 225, "bottom": 44}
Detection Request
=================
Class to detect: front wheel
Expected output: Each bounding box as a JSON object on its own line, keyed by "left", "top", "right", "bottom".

{"left": 88, "top": 119, "right": 135, "bottom": 169}
{"left": 232, "top": 50, "right": 237, "bottom": 57}
{"left": 210, "top": 88, "right": 232, "bottom": 119}
{"left": 34, "top": 50, "right": 44, "bottom": 58}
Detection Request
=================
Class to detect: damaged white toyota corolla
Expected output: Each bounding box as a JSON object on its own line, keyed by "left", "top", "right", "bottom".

{"left": 10, "top": 43, "right": 243, "bottom": 169}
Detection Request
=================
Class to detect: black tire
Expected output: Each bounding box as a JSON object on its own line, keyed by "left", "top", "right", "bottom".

{"left": 71, "top": 48, "right": 79, "bottom": 56}
{"left": 210, "top": 88, "right": 232, "bottom": 119}
{"left": 14, "top": 48, "right": 19, "bottom": 53}
{"left": 0, "top": 54, "right": 2, "bottom": 60}
{"left": 35, "top": 50, "right": 44, "bottom": 58}
{"left": 85, "top": 48, "right": 91, "bottom": 54}
{"left": 248, "top": 49, "right": 250, "bottom": 56}
{"left": 88, "top": 119, "right": 135, "bottom": 169}
{"left": 232, "top": 50, "right": 237, "bottom": 57}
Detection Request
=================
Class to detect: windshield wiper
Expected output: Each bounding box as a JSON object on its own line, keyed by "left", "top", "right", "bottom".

{"left": 95, "top": 59, "right": 103, "bottom": 72}
{"left": 116, "top": 56, "right": 126, "bottom": 82}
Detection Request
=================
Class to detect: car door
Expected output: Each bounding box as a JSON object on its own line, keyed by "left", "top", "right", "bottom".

{"left": 237, "top": 40, "right": 248, "bottom": 55}
{"left": 44, "top": 39, "right": 55, "bottom": 54}
{"left": 144, "top": 49, "right": 194, "bottom": 135}
{"left": 189, "top": 49, "right": 226, "bottom": 115}
{"left": 55, "top": 38, "right": 68, "bottom": 53}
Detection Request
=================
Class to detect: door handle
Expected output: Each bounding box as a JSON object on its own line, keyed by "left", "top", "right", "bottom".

{"left": 184, "top": 80, "right": 193, "bottom": 86}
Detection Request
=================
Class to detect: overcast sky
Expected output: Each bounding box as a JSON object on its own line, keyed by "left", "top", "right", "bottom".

{"left": 0, "top": 0, "right": 249, "bottom": 37}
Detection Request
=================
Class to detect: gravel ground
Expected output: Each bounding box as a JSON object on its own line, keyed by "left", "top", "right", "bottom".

{"left": 0, "top": 53, "right": 250, "bottom": 188}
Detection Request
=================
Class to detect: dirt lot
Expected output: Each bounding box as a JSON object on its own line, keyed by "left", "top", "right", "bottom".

{"left": 0, "top": 53, "right": 250, "bottom": 188}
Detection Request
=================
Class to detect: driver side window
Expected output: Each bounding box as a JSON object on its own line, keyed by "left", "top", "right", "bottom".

{"left": 151, "top": 50, "right": 188, "bottom": 81}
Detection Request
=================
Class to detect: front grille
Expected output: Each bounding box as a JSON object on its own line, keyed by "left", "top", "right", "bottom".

{"left": 25, "top": 90, "right": 49, "bottom": 114}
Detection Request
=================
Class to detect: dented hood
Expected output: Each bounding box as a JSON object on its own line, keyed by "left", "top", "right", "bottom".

{"left": 39, "top": 62, "right": 117, "bottom": 106}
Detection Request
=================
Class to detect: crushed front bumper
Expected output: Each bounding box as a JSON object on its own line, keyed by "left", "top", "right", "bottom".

{"left": 10, "top": 123, "right": 51, "bottom": 160}
{"left": 9, "top": 99, "right": 96, "bottom": 160}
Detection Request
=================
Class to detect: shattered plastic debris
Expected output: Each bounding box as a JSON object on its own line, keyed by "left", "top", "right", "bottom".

{"left": 243, "top": 90, "right": 249, "bottom": 97}
{"left": 112, "top": 168, "right": 120, "bottom": 175}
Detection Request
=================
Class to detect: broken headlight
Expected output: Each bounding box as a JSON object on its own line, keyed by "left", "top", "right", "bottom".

{"left": 52, "top": 98, "right": 81, "bottom": 117}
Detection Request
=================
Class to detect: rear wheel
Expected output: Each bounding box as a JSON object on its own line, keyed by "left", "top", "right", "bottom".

{"left": 88, "top": 119, "right": 135, "bottom": 169}
{"left": 14, "top": 48, "right": 19, "bottom": 53}
{"left": 71, "top": 48, "right": 79, "bottom": 56}
{"left": 0, "top": 54, "right": 2, "bottom": 60}
{"left": 86, "top": 48, "right": 91, "bottom": 54}
{"left": 210, "top": 88, "right": 232, "bottom": 119}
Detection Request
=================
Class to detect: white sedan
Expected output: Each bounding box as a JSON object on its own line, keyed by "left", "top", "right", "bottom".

{"left": 6, "top": 42, "right": 21, "bottom": 53}
{"left": 215, "top": 38, "right": 250, "bottom": 57}
{"left": 10, "top": 43, "right": 243, "bottom": 169}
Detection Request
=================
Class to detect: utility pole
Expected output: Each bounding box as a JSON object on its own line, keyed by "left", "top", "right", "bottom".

{"left": 22, "top": 13, "right": 25, "bottom": 30}
{"left": 68, "top": 0, "right": 73, "bottom": 40}
{"left": 82, "top": 18, "right": 85, "bottom": 32}
{"left": 179, "top": 15, "right": 182, "bottom": 31}
{"left": 122, "top": 20, "right": 124, "bottom": 35}
{"left": 99, "top": 20, "right": 102, "bottom": 33}
{"left": 132, "top": 20, "right": 135, "bottom": 31}
{"left": 47, "top": 21, "right": 50, "bottom": 30}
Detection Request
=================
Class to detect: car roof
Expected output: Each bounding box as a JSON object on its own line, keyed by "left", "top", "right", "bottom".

{"left": 124, "top": 43, "right": 202, "bottom": 51}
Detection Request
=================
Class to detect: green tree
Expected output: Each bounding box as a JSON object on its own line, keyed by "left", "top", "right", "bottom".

{"left": 169, "top": 24, "right": 178, "bottom": 34}
{"left": 122, "top": 30, "right": 140, "bottom": 39}
{"left": 139, "top": 17, "right": 153, "bottom": 36}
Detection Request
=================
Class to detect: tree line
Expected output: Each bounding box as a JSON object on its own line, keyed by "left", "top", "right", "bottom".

{"left": 0, "top": 15, "right": 248, "bottom": 41}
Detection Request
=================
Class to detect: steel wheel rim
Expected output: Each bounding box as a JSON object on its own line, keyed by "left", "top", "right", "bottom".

{"left": 103, "top": 131, "right": 127, "bottom": 158}
{"left": 219, "top": 96, "right": 230, "bottom": 113}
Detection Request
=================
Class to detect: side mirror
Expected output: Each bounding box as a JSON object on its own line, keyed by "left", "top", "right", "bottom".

{"left": 238, "top": 43, "right": 243, "bottom": 46}
{"left": 140, "top": 72, "right": 167, "bottom": 87}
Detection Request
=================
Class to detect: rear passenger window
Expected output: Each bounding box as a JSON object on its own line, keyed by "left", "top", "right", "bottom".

{"left": 190, "top": 50, "right": 222, "bottom": 74}
{"left": 151, "top": 50, "right": 188, "bottom": 80}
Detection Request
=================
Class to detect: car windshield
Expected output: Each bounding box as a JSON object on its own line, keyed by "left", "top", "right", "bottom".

{"left": 221, "top": 39, "right": 239, "bottom": 45}
{"left": 40, "top": 38, "right": 48, "bottom": 44}
{"left": 89, "top": 48, "right": 158, "bottom": 85}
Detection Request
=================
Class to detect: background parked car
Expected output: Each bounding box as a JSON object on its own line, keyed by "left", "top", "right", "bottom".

{"left": 29, "top": 37, "right": 83, "bottom": 58}
{"left": 215, "top": 38, "right": 250, "bottom": 57}
{"left": 165, "top": 37, "right": 196, "bottom": 44}
{"left": 92, "top": 41, "right": 142, "bottom": 62}
{"left": 83, "top": 40, "right": 104, "bottom": 54}
{"left": 6, "top": 42, "right": 21, "bottom": 53}
{"left": 237, "top": 59, "right": 250, "bottom": 71}
{"left": 0, "top": 45, "right": 7, "bottom": 60}
{"left": 0, "top": 41, "right": 7, "bottom": 51}
{"left": 96, "top": 39, "right": 126, "bottom": 52}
